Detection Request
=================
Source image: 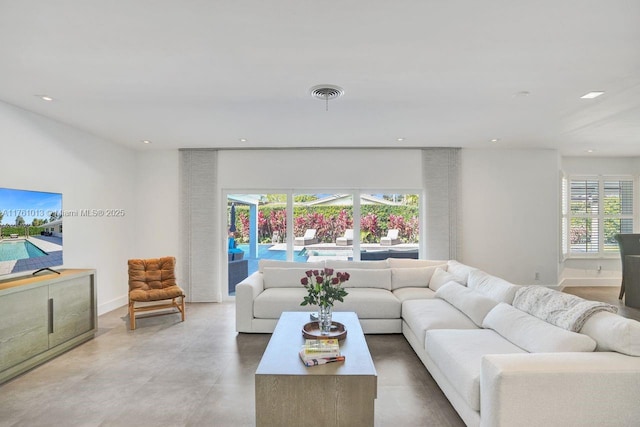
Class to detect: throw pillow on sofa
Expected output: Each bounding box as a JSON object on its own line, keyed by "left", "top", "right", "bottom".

{"left": 483, "top": 303, "right": 597, "bottom": 353}
{"left": 387, "top": 258, "right": 448, "bottom": 268}
{"left": 342, "top": 268, "right": 392, "bottom": 290}
{"left": 326, "top": 260, "right": 388, "bottom": 270}
{"left": 259, "top": 259, "right": 324, "bottom": 273}
{"left": 429, "top": 267, "right": 464, "bottom": 291}
{"left": 435, "top": 282, "right": 499, "bottom": 326}
{"left": 580, "top": 311, "right": 640, "bottom": 356}
{"left": 446, "top": 260, "right": 477, "bottom": 284}
{"left": 467, "top": 270, "right": 520, "bottom": 304}
{"left": 263, "top": 267, "right": 315, "bottom": 289}
{"left": 391, "top": 265, "right": 444, "bottom": 290}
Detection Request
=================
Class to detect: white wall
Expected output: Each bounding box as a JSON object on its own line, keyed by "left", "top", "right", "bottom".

{"left": 218, "top": 148, "right": 424, "bottom": 190}
{"left": 0, "top": 101, "right": 137, "bottom": 314}
{"left": 560, "top": 156, "right": 640, "bottom": 286}
{"left": 133, "top": 150, "right": 180, "bottom": 261}
{"left": 460, "top": 149, "right": 560, "bottom": 286}
{"left": 0, "top": 103, "right": 570, "bottom": 316}
{"left": 219, "top": 148, "right": 561, "bottom": 286}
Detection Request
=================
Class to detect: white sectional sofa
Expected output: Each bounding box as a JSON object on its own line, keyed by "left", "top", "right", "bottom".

{"left": 235, "top": 258, "right": 640, "bottom": 427}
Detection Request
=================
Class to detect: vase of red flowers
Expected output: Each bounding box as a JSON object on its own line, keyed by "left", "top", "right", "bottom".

{"left": 300, "top": 268, "right": 350, "bottom": 334}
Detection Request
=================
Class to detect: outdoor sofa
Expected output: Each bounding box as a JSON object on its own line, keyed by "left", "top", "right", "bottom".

{"left": 236, "top": 258, "right": 640, "bottom": 427}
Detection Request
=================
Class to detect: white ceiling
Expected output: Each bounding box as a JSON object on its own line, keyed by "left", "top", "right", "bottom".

{"left": 1, "top": 1, "right": 639, "bottom": 155}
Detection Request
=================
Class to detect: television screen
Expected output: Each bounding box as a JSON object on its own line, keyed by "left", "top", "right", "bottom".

{"left": 0, "top": 187, "right": 63, "bottom": 276}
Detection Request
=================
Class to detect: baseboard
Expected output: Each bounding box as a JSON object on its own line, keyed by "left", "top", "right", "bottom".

{"left": 559, "top": 278, "right": 621, "bottom": 288}
{"left": 98, "top": 295, "right": 128, "bottom": 316}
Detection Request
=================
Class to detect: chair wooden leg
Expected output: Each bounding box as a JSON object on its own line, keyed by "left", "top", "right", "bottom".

{"left": 180, "top": 296, "right": 185, "bottom": 322}
{"left": 129, "top": 300, "right": 136, "bottom": 330}
{"left": 619, "top": 281, "right": 625, "bottom": 300}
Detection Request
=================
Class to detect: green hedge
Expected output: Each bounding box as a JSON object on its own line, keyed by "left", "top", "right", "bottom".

{"left": 229, "top": 204, "right": 419, "bottom": 243}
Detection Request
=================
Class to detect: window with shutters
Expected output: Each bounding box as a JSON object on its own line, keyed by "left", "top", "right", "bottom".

{"left": 563, "top": 176, "right": 634, "bottom": 257}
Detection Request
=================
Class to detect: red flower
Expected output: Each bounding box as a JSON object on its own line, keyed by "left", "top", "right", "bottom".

{"left": 315, "top": 275, "right": 323, "bottom": 284}
{"left": 325, "top": 268, "right": 334, "bottom": 276}
{"left": 301, "top": 277, "right": 309, "bottom": 286}
{"left": 331, "top": 277, "right": 339, "bottom": 285}
{"left": 305, "top": 270, "right": 313, "bottom": 278}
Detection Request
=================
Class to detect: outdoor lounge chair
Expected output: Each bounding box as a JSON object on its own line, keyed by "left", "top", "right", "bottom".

{"left": 336, "top": 229, "right": 354, "bottom": 246}
{"left": 380, "top": 229, "right": 401, "bottom": 246}
{"left": 295, "top": 229, "right": 318, "bottom": 246}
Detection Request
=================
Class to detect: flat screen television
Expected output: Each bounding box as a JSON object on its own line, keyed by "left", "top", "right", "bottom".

{"left": 0, "top": 187, "right": 63, "bottom": 277}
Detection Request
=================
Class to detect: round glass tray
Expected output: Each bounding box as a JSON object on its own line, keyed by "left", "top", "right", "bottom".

{"left": 302, "top": 321, "right": 347, "bottom": 340}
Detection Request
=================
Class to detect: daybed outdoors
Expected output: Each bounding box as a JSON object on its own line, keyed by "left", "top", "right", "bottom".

{"left": 380, "top": 229, "right": 401, "bottom": 246}
{"left": 336, "top": 229, "right": 354, "bottom": 246}
{"left": 294, "top": 229, "right": 318, "bottom": 246}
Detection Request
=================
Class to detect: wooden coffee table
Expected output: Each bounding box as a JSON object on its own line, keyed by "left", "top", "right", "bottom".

{"left": 255, "top": 311, "right": 377, "bottom": 427}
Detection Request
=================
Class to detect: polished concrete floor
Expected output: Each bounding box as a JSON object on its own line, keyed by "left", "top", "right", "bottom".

{"left": 1, "top": 287, "right": 637, "bottom": 427}
{"left": 0, "top": 302, "right": 464, "bottom": 427}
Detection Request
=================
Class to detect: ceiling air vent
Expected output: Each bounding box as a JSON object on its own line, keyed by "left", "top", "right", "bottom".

{"left": 309, "top": 84, "right": 344, "bottom": 110}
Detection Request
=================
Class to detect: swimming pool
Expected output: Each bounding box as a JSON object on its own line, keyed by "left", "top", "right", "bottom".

{"left": 0, "top": 240, "right": 47, "bottom": 262}
{"left": 236, "top": 244, "right": 308, "bottom": 262}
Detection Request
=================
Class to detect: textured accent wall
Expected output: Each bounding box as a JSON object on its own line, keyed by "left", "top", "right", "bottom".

{"left": 422, "top": 148, "right": 461, "bottom": 260}
{"left": 180, "top": 149, "right": 220, "bottom": 302}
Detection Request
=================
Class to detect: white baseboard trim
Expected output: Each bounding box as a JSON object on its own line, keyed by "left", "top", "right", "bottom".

{"left": 559, "top": 278, "right": 621, "bottom": 288}
{"left": 98, "top": 295, "right": 128, "bottom": 316}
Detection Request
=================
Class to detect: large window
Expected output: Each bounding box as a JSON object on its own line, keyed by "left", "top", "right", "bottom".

{"left": 225, "top": 191, "right": 421, "bottom": 295}
{"left": 563, "top": 176, "right": 634, "bottom": 256}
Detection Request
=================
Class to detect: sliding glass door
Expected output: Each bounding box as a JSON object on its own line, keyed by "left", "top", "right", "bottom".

{"left": 225, "top": 190, "right": 421, "bottom": 296}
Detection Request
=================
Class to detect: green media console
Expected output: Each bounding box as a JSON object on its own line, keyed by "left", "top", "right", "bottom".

{"left": 0, "top": 269, "right": 97, "bottom": 384}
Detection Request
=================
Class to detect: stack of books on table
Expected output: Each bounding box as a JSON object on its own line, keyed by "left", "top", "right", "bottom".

{"left": 299, "top": 338, "right": 345, "bottom": 367}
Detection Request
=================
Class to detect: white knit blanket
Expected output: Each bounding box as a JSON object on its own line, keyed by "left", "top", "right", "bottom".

{"left": 512, "top": 286, "right": 617, "bottom": 332}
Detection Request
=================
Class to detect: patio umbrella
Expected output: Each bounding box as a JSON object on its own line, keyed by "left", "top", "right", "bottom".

{"left": 229, "top": 203, "right": 237, "bottom": 233}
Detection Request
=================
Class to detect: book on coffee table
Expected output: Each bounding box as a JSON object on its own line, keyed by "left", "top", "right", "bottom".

{"left": 299, "top": 338, "right": 344, "bottom": 366}
{"left": 302, "top": 339, "right": 340, "bottom": 357}
{"left": 299, "top": 350, "right": 346, "bottom": 367}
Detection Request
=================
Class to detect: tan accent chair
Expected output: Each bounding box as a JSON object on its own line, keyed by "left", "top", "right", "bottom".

{"left": 128, "top": 256, "right": 185, "bottom": 330}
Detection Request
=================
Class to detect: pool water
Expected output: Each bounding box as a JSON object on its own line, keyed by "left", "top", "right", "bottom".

{"left": 0, "top": 240, "right": 47, "bottom": 262}
{"left": 236, "top": 244, "right": 308, "bottom": 263}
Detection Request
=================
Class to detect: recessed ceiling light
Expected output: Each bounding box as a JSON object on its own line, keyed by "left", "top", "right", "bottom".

{"left": 142, "top": 140, "right": 152, "bottom": 144}
{"left": 580, "top": 91, "right": 604, "bottom": 99}
{"left": 490, "top": 138, "right": 500, "bottom": 143}
{"left": 239, "top": 138, "right": 247, "bottom": 142}
{"left": 37, "top": 95, "right": 53, "bottom": 101}
{"left": 396, "top": 137, "right": 405, "bottom": 142}
{"left": 586, "top": 149, "right": 595, "bottom": 153}
{"left": 514, "top": 91, "right": 530, "bottom": 97}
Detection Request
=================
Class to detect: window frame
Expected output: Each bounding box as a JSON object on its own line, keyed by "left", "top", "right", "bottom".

{"left": 562, "top": 174, "right": 636, "bottom": 259}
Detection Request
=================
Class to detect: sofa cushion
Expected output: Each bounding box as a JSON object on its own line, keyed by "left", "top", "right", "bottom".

{"left": 483, "top": 303, "right": 597, "bottom": 353}
{"left": 446, "top": 260, "right": 477, "bottom": 284}
{"left": 258, "top": 259, "right": 324, "bottom": 273}
{"left": 326, "top": 260, "right": 388, "bottom": 270}
{"left": 580, "top": 311, "right": 640, "bottom": 356}
{"left": 426, "top": 329, "right": 526, "bottom": 412}
{"left": 429, "top": 267, "right": 464, "bottom": 291}
{"left": 343, "top": 268, "right": 392, "bottom": 290}
{"left": 392, "top": 287, "right": 436, "bottom": 303}
{"left": 402, "top": 299, "right": 479, "bottom": 349}
{"left": 262, "top": 267, "right": 312, "bottom": 289}
{"left": 391, "top": 266, "right": 441, "bottom": 290}
{"left": 387, "top": 258, "right": 447, "bottom": 268}
{"left": 254, "top": 288, "right": 314, "bottom": 318}
{"left": 435, "top": 282, "right": 499, "bottom": 327}
{"left": 331, "top": 288, "right": 401, "bottom": 319}
{"left": 467, "top": 269, "right": 520, "bottom": 304}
